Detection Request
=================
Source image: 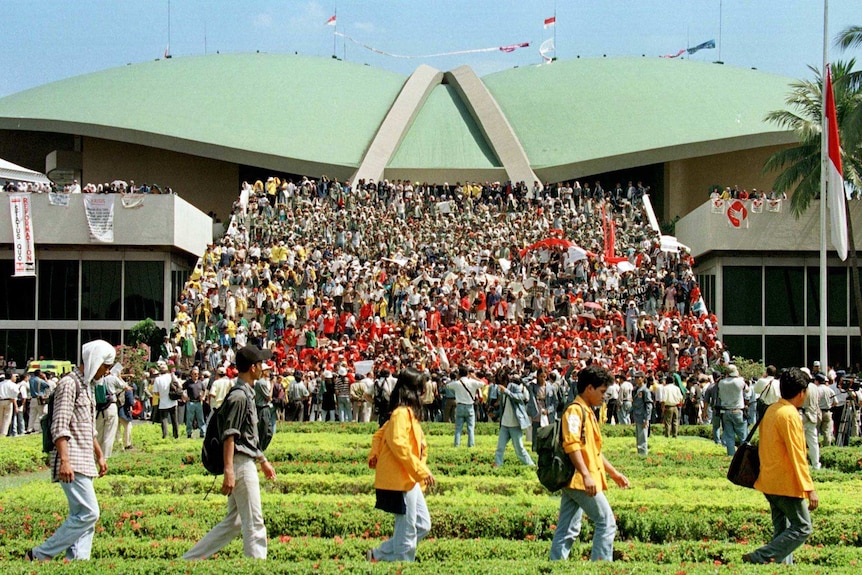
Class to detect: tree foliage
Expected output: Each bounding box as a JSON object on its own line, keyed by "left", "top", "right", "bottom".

{"left": 764, "top": 60, "right": 862, "bottom": 217}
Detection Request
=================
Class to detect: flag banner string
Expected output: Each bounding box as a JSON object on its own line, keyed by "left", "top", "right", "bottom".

{"left": 334, "top": 32, "right": 529, "bottom": 59}
{"left": 661, "top": 39, "right": 715, "bottom": 59}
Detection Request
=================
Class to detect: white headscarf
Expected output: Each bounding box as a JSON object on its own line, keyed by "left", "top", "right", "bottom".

{"left": 82, "top": 339, "right": 116, "bottom": 384}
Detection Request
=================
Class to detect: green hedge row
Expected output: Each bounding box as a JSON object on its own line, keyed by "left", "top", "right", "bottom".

{"left": 2, "top": 556, "right": 861, "bottom": 575}
{"left": 2, "top": 537, "right": 859, "bottom": 566}
{"left": 3, "top": 492, "right": 860, "bottom": 547}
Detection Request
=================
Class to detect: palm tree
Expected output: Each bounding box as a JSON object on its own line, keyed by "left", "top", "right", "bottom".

{"left": 764, "top": 59, "right": 862, "bottom": 363}
{"left": 835, "top": 27, "right": 862, "bottom": 158}
{"left": 763, "top": 60, "right": 861, "bottom": 216}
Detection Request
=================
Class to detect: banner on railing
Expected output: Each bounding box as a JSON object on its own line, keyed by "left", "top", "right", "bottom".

{"left": 83, "top": 195, "right": 115, "bottom": 242}
{"left": 8, "top": 193, "right": 36, "bottom": 277}
{"left": 121, "top": 194, "right": 146, "bottom": 209}
{"left": 47, "top": 192, "right": 70, "bottom": 207}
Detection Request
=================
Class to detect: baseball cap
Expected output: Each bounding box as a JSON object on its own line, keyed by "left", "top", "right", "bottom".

{"left": 236, "top": 344, "right": 273, "bottom": 372}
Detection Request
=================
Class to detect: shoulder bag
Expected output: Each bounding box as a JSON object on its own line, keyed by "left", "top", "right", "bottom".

{"left": 727, "top": 416, "right": 762, "bottom": 489}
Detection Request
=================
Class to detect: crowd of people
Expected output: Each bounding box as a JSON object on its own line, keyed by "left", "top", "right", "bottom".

{"left": 159, "top": 175, "right": 717, "bottom": 424}
{"left": 3, "top": 177, "right": 177, "bottom": 195}
{"left": 14, "top": 172, "right": 862, "bottom": 566}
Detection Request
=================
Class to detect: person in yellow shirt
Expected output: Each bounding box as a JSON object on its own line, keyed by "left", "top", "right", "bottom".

{"left": 744, "top": 367, "right": 818, "bottom": 565}
{"left": 367, "top": 367, "right": 435, "bottom": 563}
{"left": 550, "top": 365, "right": 630, "bottom": 562}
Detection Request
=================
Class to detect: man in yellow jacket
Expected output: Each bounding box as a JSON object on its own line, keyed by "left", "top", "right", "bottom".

{"left": 550, "top": 365, "right": 630, "bottom": 562}
{"left": 744, "top": 367, "right": 819, "bottom": 564}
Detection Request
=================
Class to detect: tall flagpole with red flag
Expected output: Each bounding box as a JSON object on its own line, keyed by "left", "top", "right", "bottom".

{"left": 818, "top": 0, "right": 849, "bottom": 372}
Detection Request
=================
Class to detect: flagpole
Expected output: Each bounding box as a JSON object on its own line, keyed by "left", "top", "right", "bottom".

{"left": 553, "top": 0, "right": 557, "bottom": 56}
{"left": 333, "top": 6, "right": 337, "bottom": 58}
{"left": 819, "top": 0, "right": 829, "bottom": 371}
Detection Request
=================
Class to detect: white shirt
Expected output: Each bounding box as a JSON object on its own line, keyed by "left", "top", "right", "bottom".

{"left": 448, "top": 376, "right": 484, "bottom": 405}
{"left": 0, "top": 378, "right": 19, "bottom": 400}
{"left": 153, "top": 373, "right": 177, "bottom": 409}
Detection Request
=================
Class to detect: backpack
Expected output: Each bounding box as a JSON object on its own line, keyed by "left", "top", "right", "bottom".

{"left": 94, "top": 381, "right": 108, "bottom": 404}
{"left": 535, "top": 403, "right": 585, "bottom": 492}
{"left": 201, "top": 386, "right": 247, "bottom": 475}
{"left": 373, "top": 378, "right": 390, "bottom": 418}
{"left": 42, "top": 372, "right": 83, "bottom": 454}
{"left": 169, "top": 378, "right": 184, "bottom": 400}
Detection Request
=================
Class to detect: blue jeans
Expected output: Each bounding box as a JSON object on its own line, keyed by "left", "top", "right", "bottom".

{"left": 635, "top": 420, "right": 649, "bottom": 456}
{"left": 33, "top": 474, "right": 100, "bottom": 560}
{"left": 185, "top": 401, "right": 206, "bottom": 438}
{"left": 550, "top": 488, "right": 616, "bottom": 561}
{"left": 371, "top": 483, "right": 430, "bottom": 562}
{"left": 337, "top": 396, "right": 352, "bottom": 422}
{"left": 494, "top": 426, "right": 534, "bottom": 466}
{"left": 722, "top": 410, "right": 748, "bottom": 456}
{"left": 710, "top": 407, "right": 722, "bottom": 443}
{"left": 748, "top": 494, "right": 812, "bottom": 564}
{"left": 454, "top": 404, "right": 475, "bottom": 447}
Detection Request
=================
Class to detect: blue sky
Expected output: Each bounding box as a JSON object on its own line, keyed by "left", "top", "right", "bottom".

{"left": 0, "top": 0, "right": 859, "bottom": 98}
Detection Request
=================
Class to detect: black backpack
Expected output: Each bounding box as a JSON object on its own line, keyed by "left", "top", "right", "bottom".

{"left": 373, "top": 378, "right": 389, "bottom": 418}
{"left": 42, "top": 372, "right": 83, "bottom": 454}
{"left": 535, "top": 403, "right": 585, "bottom": 492}
{"left": 201, "top": 386, "right": 247, "bottom": 475}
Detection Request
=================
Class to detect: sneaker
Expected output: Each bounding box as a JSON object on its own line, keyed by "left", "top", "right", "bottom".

{"left": 366, "top": 549, "right": 377, "bottom": 563}
{"left": 742, "top": 553, "right": 756, "bottom": 564}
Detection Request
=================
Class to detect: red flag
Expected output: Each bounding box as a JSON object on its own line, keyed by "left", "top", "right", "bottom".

{"left": 543, "top": 16, "right": 556, "bottom": 29}
{"left": 499, "top": 42, "right": 530, "bottom": 53}
{"left": 325, "top": 15, "right": 336, "bottom": 26}
{"left": 825, "top": 65, "right": 848, "bottom": 260}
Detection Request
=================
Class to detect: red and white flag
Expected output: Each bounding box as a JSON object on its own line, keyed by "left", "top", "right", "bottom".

{"left": 825, "top": 65, "right": 848, "bottom": 260}
{"left": 543, "top": 16, "right": 556, "bottom": 29}
{"left": 325, "top": 15, "right": 337, "bottom": 26}
{"left": 499, "top": 42, "right": 530, "bottom": 53}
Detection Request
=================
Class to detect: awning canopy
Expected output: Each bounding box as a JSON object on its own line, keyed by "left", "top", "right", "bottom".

{"left": 0, "top": 158, "right": 51, "bottom": 185}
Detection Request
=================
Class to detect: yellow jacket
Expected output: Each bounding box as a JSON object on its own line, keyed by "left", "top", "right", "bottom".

{"left": 369, "top": 406, "right": 431, "bottom": 492}
{"left": 561, "top": 396, "right": 607, "bottom": 493}
{"left": 754, "top": 399, "right": 815, "bottom": 499}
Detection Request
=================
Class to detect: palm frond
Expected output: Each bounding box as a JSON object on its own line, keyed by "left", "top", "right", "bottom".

{"left": 835, "top": 25, "right": 862, "bottom": 51}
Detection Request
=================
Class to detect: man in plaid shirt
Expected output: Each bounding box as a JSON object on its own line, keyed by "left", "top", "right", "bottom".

{"left": 28, "top": 340, "right": 113, "bottom": 562}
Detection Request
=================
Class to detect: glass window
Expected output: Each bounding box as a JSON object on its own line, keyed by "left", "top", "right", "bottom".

{"left": 0, "top": 329, "right": 35, "bottom": 370}
{"left": 171, "top": 269, "right": 190, "bottom": 308}
{"left": 806, "top": 335, "right": 848, "bottom": 372}
{"left": 81, "top": 330, "right": 122, "bottom": 349}
{"left": 0, "top": 260, "right": 36, "bottom": 320}
{"left": 765, "top": 267, "right": 804, "bottom": 326}
{"left": 722, "top": 335, "right": 762, "bottom": 364}
{"left": 82, "top": 261, "right": 122, "bottom": 320}
{"left": 850, "top": 337, "right": 862, "bottom": 372}
{"left": 696, "top": 273, "right": 716, "bottom": 317}
{"left": 38, "top": 329, "right": 78, "bottom": 362}
{"left": 807, "top": 267, "right": 847, "bottom": 327}
{"left": 848, "top": 269, "right": 862, "bottom": 326}
{"left": 765, "top": 335, "right": 804, "bottom": 371}
{"left": 38, "top": 260, "right": 79, "bottom": 320}
{"left": 723, "top": 266, "right": 761, "bottom": 325}
{"left": 125, "top": 261, "right": 164, "bottom": 321}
